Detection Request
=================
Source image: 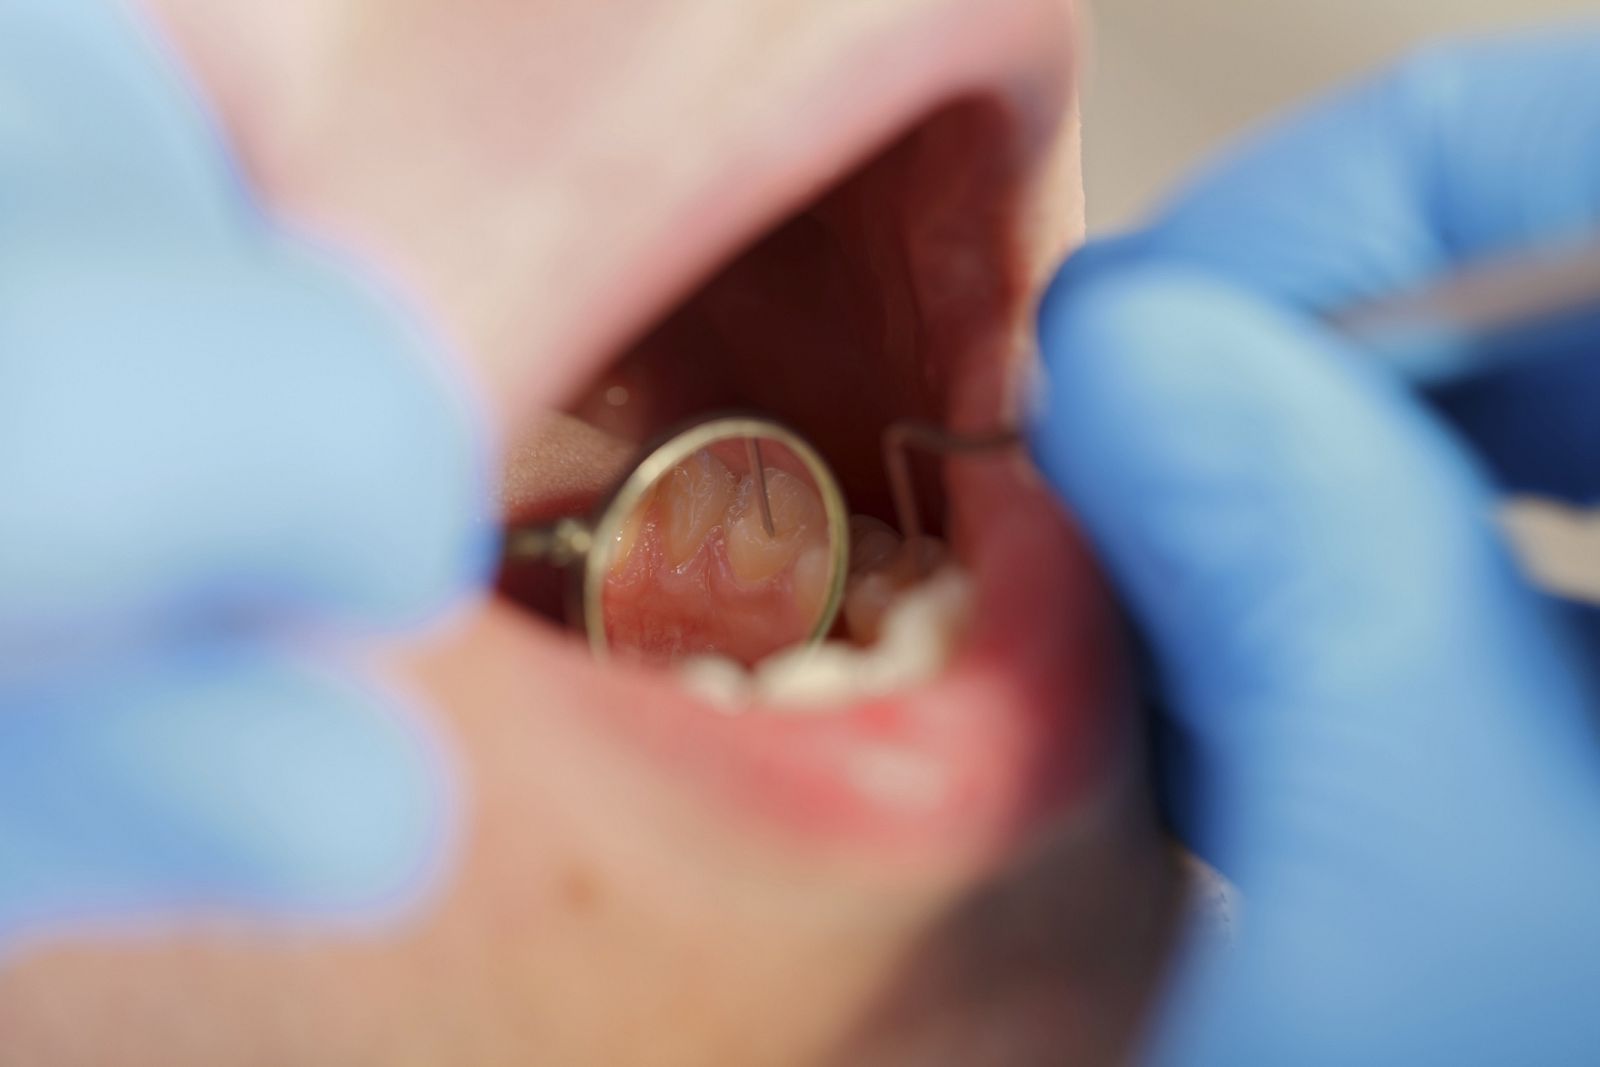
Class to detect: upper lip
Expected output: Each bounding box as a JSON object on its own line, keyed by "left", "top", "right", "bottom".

{"left": 484, "top": 0, "right": 1125, "bottom": 871}
{"left": 507, "top": 0, "right": 1083, "bottom": 425}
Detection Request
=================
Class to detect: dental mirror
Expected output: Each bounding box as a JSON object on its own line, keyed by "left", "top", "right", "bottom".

{"left": 506, "top": 416, "right": 850, "bottom": 667}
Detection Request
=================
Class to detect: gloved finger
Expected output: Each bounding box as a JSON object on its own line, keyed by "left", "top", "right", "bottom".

{"left": 1427, "top": 323, "right": 1600, "bottom": 502}
{"left": 1098, "top": 26, "right": 1600, "bottom": 500}
{"left": 0, "top": 645, "right": 456, "bottom": 951}
{"left": 0, "top": 0, "right": 494, "bottom": 646}
{"left": 1034, "top": 269, "right": 1600, "bottom": 1063}
{"left": 1137, "top": 27, "right": 1600, "bottom": 313}
{"left": 1, "top": 0, "right": 244, "bottom": 247}
{"left": 0, "top": 244, "right": 494, "bottom": 645}
{"left": 1032, "top": 267, "right": 1600, "bottom": 876}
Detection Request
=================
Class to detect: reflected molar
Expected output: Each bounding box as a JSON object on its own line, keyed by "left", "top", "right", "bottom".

{"left": 662, "top": 450, "right": 736, "bottom": 567}
{"left": 725, "top": 467, "right": 827, "bottom": 584}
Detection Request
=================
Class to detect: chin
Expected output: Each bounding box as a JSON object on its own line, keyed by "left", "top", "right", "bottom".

{"left": 0, "top": 1, "right": 1186, "bottom": 1063}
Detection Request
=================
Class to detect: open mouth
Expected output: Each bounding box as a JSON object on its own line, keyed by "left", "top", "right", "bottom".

{"left": 483, "top": 32, "right": 1130, "bottom": 867}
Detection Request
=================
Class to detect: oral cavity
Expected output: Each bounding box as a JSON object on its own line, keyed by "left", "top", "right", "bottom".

{"left": 673, "top": 506, "right": 969, "bottom": 711}
{"left": 601, "top": 445, "right": 970, "bottom": 699}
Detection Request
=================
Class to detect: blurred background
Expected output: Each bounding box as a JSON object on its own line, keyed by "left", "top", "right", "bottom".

{"left": 1083, "top": 0, "right": 1595, "bottom": 231}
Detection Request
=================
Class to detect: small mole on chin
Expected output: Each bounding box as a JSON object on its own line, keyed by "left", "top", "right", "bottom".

{"left": 558, "top": 868, "right": 605, "bottom": 915}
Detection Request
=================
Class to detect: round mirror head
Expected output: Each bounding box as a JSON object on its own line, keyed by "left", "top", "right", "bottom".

{"left": 582, "top": 417, "right": 849, "bottom": 667}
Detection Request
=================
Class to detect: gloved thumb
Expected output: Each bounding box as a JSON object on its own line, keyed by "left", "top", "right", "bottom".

{"left": 1029, "top": 263, "right": 1600, "bottom": 1064}
{"left": 1030, "top": 262, "right": 1598, "bottom": 875}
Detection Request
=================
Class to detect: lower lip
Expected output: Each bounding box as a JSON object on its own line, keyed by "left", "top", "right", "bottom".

{"left": 506, "top": 453, "right": 1131, "bottom": 867}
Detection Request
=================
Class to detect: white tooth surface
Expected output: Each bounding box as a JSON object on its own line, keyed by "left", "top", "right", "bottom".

{"left": 677, "top": 655, "right": 754, "bottom": 712}
{"left": 753, "top": 567, "right": 973, "bottom": 709}
{"left": 843, "top": 529, "right": 951, "bottom": 646}
{"left": 848, "top": 515, "right": 902, "bottom": 574}
{"left": 675, "top": 567, "right": 974, "bottom": 711}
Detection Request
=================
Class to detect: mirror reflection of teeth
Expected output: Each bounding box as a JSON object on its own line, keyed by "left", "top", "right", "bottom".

{"left": 661, "top": 450, "right": 738, "bottom": 568}
{"left": 505, "top": 416, "right": 1015, "bottom": 675}
{"left": 598, "top": 440, "right": 841, "bottom": 666}
{"left": 725, "top": 467, "right": 827, "bottom": 584}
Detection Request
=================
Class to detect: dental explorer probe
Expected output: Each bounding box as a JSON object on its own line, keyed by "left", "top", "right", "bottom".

{"left": 885, "top": 234, "right": 1600, "bottom": 544}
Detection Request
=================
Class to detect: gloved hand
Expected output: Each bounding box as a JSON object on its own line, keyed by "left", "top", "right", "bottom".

{"left": 0, "top": 0, "right": 489, "bottom": 947}
{"left": 1030, "top": 26, "right": 1600, "bottom": 1065}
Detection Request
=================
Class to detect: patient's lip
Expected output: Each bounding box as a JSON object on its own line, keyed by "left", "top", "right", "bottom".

{"left": 390, "top": 0, "right": 1081, "bottom": 431}
{"left": 515, "top": 0, "right": 1080, "bottom": 419}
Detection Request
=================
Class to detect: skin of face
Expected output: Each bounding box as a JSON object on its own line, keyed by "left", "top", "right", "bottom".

{"left": 0, "top": 1, "right": 1186, "bottom": 1064}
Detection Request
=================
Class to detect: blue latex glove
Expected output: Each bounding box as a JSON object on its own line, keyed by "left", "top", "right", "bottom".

{"left": 1031, "top": 26, "right": 1600, "bottom": 1065}
{"left": 0, "top": 0, "right": 489, "bottom": 950}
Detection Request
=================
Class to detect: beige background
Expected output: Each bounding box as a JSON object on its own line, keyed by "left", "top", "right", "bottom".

{"left": 1083, "top": 0, "right": 1596, "bottom": 230}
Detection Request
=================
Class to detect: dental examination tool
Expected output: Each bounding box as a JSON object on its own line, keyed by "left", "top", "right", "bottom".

{"left": 883, "top": 233, "right": 1600, "bottom": 549}
{"left": 504, "top": 415, "right": 850, "bottom": 665}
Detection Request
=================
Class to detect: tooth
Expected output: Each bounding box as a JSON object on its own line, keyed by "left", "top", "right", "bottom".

{"left": 725, "top": 467, "right": 826, "bottom": 585}
{"left": 848, "top": 516, "right": 901, "bottom": 574}
{"left": 844, "top": 530, "right": 950, "bottom": 646}
{"left": 661, "top": 450, "right": 735, "bottom": 567}
{"left": 754, "top": 567, "right": 972, "bottom": 708}
{"left": 678, "top": 655, "right": 754, "bottom": 712}
{"left": 844, "top": 571, "right": 898, "bottom": 647}
{"left": 674, "top": 567, "right": 974, "bottom": 711}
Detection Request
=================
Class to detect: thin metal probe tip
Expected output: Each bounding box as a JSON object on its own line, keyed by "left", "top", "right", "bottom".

{"left": 746, "top": 437, "right": 776, "bottom": 536}
{"left": 882, "top": 421, "right": 1024, "bottom": 546}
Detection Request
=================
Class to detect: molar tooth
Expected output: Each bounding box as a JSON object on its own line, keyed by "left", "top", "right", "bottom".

{"left": 661, "top": 450, "right": 735, "bottom": 567}
{"left": 844, "top": 533, "right": 949, "bottom": 646}
{"left": 673, "top": 568, "right": 974, "bottom": 711}
{"left": 872, "top": 566, "right": 970, "bottom": 680}
{"left": 844, "top": 571, "right": 898, "bottom": 646}
{"left": 678, "top": 655, "right": 753, "bottom": 712}
{"left": 725, "top": 467, "right": 826, "bottom": 585}
{"left": 756, "top": 567, "right": 972, "bottom": 707}
{"left": 849, "top": 516, "right": 901, "bottom": 574}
